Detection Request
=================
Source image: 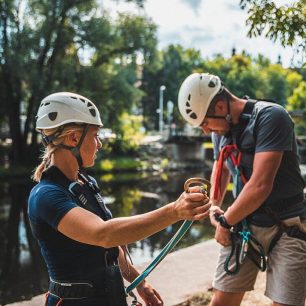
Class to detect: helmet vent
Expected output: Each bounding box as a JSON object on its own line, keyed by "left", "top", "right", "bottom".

{"left": 71, "top": 96, "right": 77, "bottom": 99}
{"left": 89, "top": 109, "right": 96, "bottom": 117}
{"left": 190, "top": 112, "right": 197, "bottom": 119}
{"left": 208, "top": 79, "right": 217, "bottom": 88}
{"left": 80, "top": 98, "right": 86, "bottom": 103}
{"left": 44, "top": 102, "right": 50, "bottom": 106}
{"left": 48, "top": 112, "right": 58, "bottom": 121}
{"left": 185, "top": 94, "right": 197, "bottom": 120}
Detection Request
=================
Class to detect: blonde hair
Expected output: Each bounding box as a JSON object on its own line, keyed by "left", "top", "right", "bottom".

{"left": 32, "top": 124, "right": 84, "bottom": 182}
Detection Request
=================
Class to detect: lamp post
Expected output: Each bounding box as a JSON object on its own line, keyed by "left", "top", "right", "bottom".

{"left": 167, "top": 100, "right": 174, "bottom": 135}
{"left": 159, "top": 85, "right": 166, "bottom": 134}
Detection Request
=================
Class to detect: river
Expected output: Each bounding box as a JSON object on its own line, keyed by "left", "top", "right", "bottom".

{"left": 0, "top": 168, "right": 233, "bottom": 305}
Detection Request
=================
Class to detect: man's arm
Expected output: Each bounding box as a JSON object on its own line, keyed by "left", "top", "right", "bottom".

{"left": 224, "top": 150, "right": 283, "bottom": 225}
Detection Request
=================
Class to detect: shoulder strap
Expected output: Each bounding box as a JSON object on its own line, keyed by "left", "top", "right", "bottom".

{"left": 239, "top": 99, "right": 257, "bottom": 122}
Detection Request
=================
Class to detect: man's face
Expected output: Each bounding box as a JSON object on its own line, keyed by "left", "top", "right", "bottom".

{"left": 200, "top": 118, "right": 230, "bottom": 135}
{"left": 199, "top": 100, "right": 230, "bottom": 135}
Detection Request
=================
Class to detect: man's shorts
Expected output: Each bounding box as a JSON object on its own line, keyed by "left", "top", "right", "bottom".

{"left": 212, "top": 217, "right": 306, "bottom": 305}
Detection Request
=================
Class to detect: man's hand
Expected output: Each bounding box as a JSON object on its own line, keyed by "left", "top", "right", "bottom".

{"left": 215, "top": 223, "right": 231, "bottom": 246}
{"left": 209, "top": 205, "right": 224, "bottom": 228}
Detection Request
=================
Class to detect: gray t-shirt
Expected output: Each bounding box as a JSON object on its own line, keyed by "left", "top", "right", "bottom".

{"left": 212, "top": 101, "right": 305, "bottom": 222}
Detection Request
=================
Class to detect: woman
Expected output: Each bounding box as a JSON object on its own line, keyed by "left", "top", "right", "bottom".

{"left": 28, "top": 92, "right": 210, "bottom": 306}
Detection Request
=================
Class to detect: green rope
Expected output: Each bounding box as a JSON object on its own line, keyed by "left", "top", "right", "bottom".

{"left": 125, "top": 220, "right": 192, "bottom": 295}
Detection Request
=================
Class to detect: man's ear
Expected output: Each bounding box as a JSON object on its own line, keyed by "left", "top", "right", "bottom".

{"left": 215, "top": 100, "right": 226, "bottom": 113}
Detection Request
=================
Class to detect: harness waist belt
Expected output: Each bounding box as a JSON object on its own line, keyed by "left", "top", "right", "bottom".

{"left": 285, "top": 225, "right": 306, "bottom": 242}
{"left": 49, "top": 279, "right": 107, "bottom": 299}
{"left": 256, "top": 193, "right": 305, "bottom": 213}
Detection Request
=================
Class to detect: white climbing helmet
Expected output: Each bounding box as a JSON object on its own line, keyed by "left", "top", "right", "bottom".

{"left": 36, "top": 92, "right": 103, "bottom": 130}
{"left": 178, "top": 73, "right": 223, "bottom": 126}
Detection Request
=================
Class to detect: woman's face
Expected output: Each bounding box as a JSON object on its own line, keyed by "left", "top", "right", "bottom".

{"left": 80, "top": 126, "right": 102, "bottom": 167}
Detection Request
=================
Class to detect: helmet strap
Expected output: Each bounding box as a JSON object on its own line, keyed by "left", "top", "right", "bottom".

{"left": 41, "top": 126, "right": 65, "bottom": 147}
{"left": 44, "top": 124, "right": 90, "bottom": 168}
{"left": 70, "top": 124, "right": 90, "bottom": 168}
{"left": 225, "top": 95, "right": 232, "bottom": 124}
{"left": 205, "top": 96, "right": 232, "bottom": 123}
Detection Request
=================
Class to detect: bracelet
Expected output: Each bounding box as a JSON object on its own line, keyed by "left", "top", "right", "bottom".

{"left": 217, "top": 215, "right": 232, "bottom": 229}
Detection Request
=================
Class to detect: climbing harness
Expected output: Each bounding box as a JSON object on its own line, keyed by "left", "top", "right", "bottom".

{"left": 43, "top": 168, "right": 128, "bottom": 306}
{"left": 213, "top": 98, "right": 306, "bottom": 275}
{"left": 213, "top": 142, "right": 267, "bottom": 275}
{"left": 125, "top": 177, "right": 211, "bottom": 295}
{"left": 215, "top": 213, "right": 266, "bottom": 275}
{"left": 213, "top": 99, "right": 268, "bottom": 275}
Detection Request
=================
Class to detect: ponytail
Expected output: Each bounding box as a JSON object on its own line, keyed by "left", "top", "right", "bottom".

{"left": 32, "top": 124, "right": 84, "bottom": 182}
{"left": 32, "top": 145, "right": 58, "bottom": 182}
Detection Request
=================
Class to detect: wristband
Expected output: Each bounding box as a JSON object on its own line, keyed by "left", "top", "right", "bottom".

{"left": 217, "top": 215, "right": 232, "bottom": 229}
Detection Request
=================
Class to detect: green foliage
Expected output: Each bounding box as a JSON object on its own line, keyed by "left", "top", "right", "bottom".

{"left": 203, "top": 54, "right": 263, "bottom": 98}
{"left": 0, "top": 0, "right": 157, "bottom": 165}
{"left": 112, "top": 112, "right": 145, "bottom": 154}
{"left": 240, "top": 0, "right": 306, "bottom": 66}
{"left": 141, "top": 44, "right": 204, "bottom": 129}
{"left": 1, "top": 0, "right": 305, "bottom": 168}
{"left": 287, "top": 81, "right": 306, "bottom": 110}
{"left": 99, "top": 157, "right": 143, "bottom": 172}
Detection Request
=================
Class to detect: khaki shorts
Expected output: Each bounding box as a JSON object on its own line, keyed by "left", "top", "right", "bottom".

{"left": 212, "top": 217, "right": 306, "bottom": 306}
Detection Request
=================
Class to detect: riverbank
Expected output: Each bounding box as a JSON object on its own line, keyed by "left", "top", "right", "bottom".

{"left": 8, "top": 239, "right": 275, "bottom": 306}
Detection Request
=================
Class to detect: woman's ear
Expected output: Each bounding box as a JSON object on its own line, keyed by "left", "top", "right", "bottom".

{"left": 65, "top": 132, "right": 79, "bottom": 147}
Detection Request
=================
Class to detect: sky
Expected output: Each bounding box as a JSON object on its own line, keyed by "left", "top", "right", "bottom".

{"left": 101, "top": 0, "right": 297, "bottom": 67}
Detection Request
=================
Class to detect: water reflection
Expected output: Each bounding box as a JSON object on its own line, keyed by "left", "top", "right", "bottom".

{"left": 0, "top": 170, "right": 232, "bottom": 305}
{"left": 0, "top": 179, "right": 48, "bottom": 305}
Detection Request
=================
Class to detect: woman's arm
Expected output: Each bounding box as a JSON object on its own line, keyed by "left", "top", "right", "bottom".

{"left": 57, "top": 188, "right": 210, "bottom": 248}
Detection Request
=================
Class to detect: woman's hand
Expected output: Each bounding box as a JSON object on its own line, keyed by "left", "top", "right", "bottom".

{"left": 136, "top": 281, "right": 163, "bottom": 306}
{"left": 173, "top": 186, "right": 211, "bottom": 221}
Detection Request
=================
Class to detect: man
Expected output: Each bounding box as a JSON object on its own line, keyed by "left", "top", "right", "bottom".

{"left": 178, "top": 73, "right": 306, "bottom": 306}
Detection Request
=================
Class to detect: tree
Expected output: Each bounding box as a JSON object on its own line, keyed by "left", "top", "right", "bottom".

{"left": 141, "top": 44, "right": 204, "bottom": 129}
{"left": 203, "top": 53, "right": 264, "bottom": 99}
{"left": 287, "top": 81, "right": 306, "bottom": 110}
{"left": 0, "top": 0, "right": 157, "bottom": 166}
{"left": 240, "top": 0, "right": 306, "bottom": 66}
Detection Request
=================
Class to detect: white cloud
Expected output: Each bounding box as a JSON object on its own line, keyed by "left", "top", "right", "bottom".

{"left": 101, "top": 0, "right": 297, "bottom": 67}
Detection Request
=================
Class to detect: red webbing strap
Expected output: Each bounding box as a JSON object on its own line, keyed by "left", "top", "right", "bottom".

{"left": 45, "top": 291, "right": 64, "bottom": 306}
{"left": 213, "top": 144, "right": 247, "bottom": 200}
{"left": 45, "top": 292, "right": 50, "bottom": 306}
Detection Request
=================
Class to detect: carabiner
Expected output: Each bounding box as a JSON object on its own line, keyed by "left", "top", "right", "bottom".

{"left": 238, "top": 230, "right": 250, "bottom": 264}
{"left": 184, "top": 177, "right": 211, "bottom": 196}
{"left": 239, "top": 239, "right": 248, "bottom": 264}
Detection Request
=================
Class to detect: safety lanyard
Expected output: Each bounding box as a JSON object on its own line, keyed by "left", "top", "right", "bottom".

{"left": 213, "top": 144, "right": 266, "bottom": 275}
{"left": 125, "top": 178, "right": 210, "bottom": 295}
{"left": 213, "top": 144, "right": 247, "bottom": 201}
{"left": 125, "top": 220, "right": 193, "bottom": 295}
